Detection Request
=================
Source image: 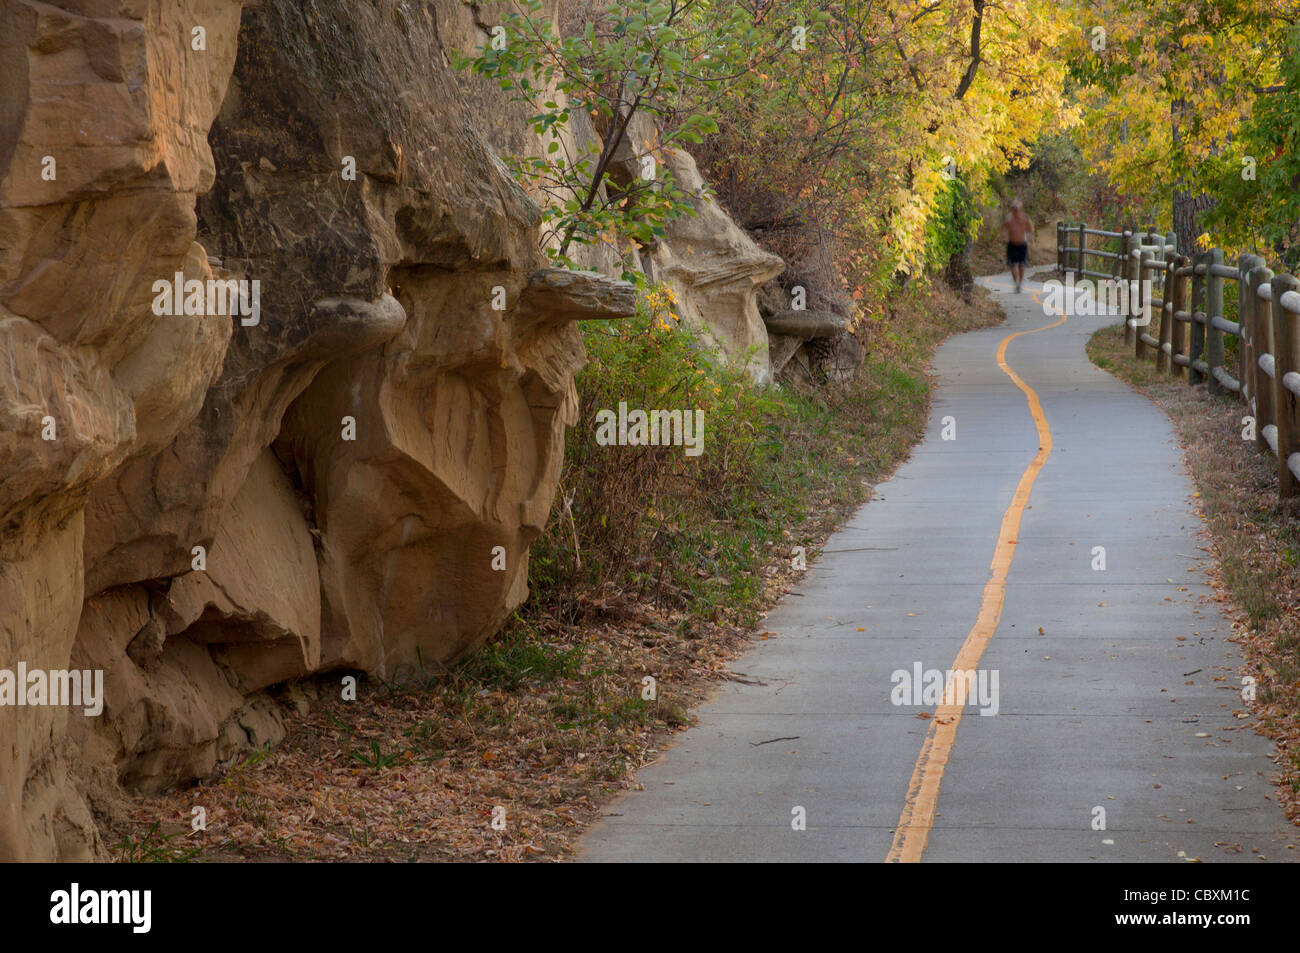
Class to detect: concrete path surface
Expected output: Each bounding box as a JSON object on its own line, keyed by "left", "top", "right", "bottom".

{"left": 579, "top": 268, "right": 1297, "bottom": 863}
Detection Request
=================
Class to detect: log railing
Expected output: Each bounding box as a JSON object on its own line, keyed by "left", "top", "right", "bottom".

{"left": 1056, "top": 222, "right": 1300, "bottom": 500}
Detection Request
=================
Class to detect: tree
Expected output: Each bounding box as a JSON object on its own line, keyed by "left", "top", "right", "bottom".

{"left": 694, "top": 0, "right": 1076, "bottom": 306}
{"left": 1202, "top": 24, "right": 1300, "bottom": 264}
{"left": 1066, "top": 0, "right": 1298, "bottom": 254}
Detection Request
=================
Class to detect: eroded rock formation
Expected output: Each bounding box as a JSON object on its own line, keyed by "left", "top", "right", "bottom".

{"left": 756, "top": 279, "right": 862, "bottom": 385}
{"left": 0, "top": 0, "right": 637, "bottom": 861}
{"left": 600, "top": 114, "right": 784, "bottom": 381}
{"left": 2, "top": 0, "right": 248, "bottom": 863}
{"left": 639, "top": 145, "right": 784, "bottom": 382}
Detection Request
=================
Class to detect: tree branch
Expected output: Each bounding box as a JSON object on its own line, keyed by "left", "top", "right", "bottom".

{"left": 953, "top": 0, "right": 986, "bottom": 101}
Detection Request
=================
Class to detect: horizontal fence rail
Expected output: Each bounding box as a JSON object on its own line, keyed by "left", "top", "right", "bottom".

{"left": 1056, "top": 221, "right": 1300, "bottom": 500}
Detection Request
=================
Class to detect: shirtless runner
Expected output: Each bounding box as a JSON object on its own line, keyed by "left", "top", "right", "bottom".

{"left": 999, "top": 199, "right": 1034, "bottom": 293}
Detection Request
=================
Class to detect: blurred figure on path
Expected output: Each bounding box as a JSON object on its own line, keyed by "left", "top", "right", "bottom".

{"left": 1000, "top": 199, "right": 1034, "bottom": 293}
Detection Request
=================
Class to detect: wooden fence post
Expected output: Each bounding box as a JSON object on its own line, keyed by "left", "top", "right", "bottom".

{"left": 1121, "top": 231, "right": 1135, "bottom": 345}
{"left": 1057, "top": 222, "right": 1065, "bottom": 275}
{"left": 1157, "top": 257, "right": 1175, "bottom": 373}
{"left": 1137, "top": 248, "right": 1153, "bottom": 361}
{"left": 1076, "top": 222, "right": 1087, "bottom": 276}
{"left": 1206, "top": 249, "right": 1225, "bottom": 394}
{"left": 1126, "top": 233, "right": 1139, "bottom": 347}
{"left": 1189, "top": 251, "right": 1206, "bottom": 385}
{"left": 1153, "top": 234, "right": 1168, "bottom": 370}
{"left": 1248, "top": 264, "right": 1275, "bottom": 455}
{"left": 1169, "top": 255, "right": 1189, "bottom": 378}
{"left": 1271, "top": 274, "right": 1300, "bottom": 499}
{"left": 1239, "top": 254, "right": 1260, "bottom": 409}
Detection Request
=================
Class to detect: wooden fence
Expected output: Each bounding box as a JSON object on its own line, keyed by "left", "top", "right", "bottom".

{"left": 1056, "top": 222, "right": 1300, "bottom": 500}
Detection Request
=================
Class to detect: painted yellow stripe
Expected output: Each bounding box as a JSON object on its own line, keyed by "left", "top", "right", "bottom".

{"left": 885, "top": 291, "right": 1065, "bottom": 863}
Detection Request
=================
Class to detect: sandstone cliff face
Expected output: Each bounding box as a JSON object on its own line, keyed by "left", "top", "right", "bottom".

{"left": 0, "top": 0, "right": 778, "bottom": 862}
{"left": 2, "top": 0, "right": 247, "bottom": 863}
{"left": 640, "top": 143, "right": 784, "bottom": 383}
{"left": 0, "top": 0, "right": 633, "bottom": 861}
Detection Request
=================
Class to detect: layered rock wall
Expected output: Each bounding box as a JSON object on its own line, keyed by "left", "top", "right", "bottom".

{"left": 0, "top": 0, "right": 637, "bottom": 861}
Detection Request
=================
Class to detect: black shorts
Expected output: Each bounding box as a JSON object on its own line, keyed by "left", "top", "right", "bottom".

{"left": 1006, "top": 242, "right": 1028, "bottom": 265}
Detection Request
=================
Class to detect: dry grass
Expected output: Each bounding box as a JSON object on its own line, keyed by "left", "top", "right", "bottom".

{"left": 107, "top": 281, "right": 1005, "bottom": 863}
{"left": 1088, "top": 322, "right": 1300, "bottom": 824}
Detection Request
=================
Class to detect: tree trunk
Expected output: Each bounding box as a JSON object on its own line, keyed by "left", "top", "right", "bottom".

{"left": 1170, "top": 97, "right": 1215, "bottom": 255}
{"left": 944, "top": 241, "right": 974, "bottom": 302}
{"left": 1172, "top": 188, "right": 1215, "bottom": 258}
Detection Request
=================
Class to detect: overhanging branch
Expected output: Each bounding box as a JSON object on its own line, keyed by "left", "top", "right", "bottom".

{"left": 953, "top": 0, "right": 986, "bottom": 101}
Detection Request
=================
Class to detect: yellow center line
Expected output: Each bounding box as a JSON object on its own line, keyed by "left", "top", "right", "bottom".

{"left": 885, "top": 290, "right": 1065, "bottom": 863}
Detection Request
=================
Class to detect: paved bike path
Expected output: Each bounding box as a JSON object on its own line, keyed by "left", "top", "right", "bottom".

{"left": 579, "top": 270, "right": 1296, "bottom": 862}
